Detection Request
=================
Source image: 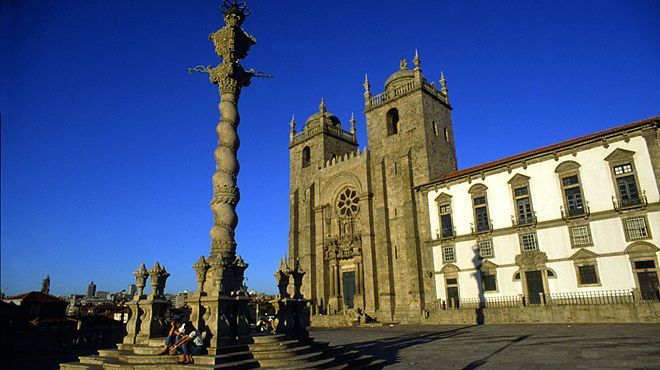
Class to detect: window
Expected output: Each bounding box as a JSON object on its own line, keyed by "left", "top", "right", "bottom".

{"left": 562, "top": 175, "right": 586, "bottom": 217}
{"left": 443, "top": 246, "right": 456, "bottom": 263}
{"left": 578, "top": 265, "right": 599, "bottom": 285}
{"left": 474, "top": 197, "right": 489, "bottom": 232}
{"left": 302, "top": 146, "right": 311, "bottom": 168}
{"left": 478, "top": 240, "right": 494, "bottom": 258}
{"left": 624, "top": 217, "right": 650, "bottom": 241}
{"left": 432, "top": 121, "right": 438, "bottom": 136}
{"left": 606, "top": 149, "right": 645, "bottom": 210}
{"left": 386, "top": 108, "right": 399, "bottom": 135}
{"left": 514, "top": 186, "right": 534, "bottom": 225}
{"left": 571, "top": 248, "right": 600, "bottom": 287}
{"left": 556, "top": 161, "right": 587, "bottom": 219}
{"left": 469, "top": 184, "right": 491, "bottom": 233}
{"left": 444, "top": 127, "right": 449, "bottom": 142}
{"left": 481, "top": 274, "right": 497, "bottom": 292}
{"left": 439, "top": 204, "right": 453, "bottom": 238}
{"left": 435, "top": 193, "right": 453, "bottom": 239}
{"left": 613, "top": 163, "right": 633, "bottom": 175}
{"left": 570, "top": 225, "right": 592, "bottom": 247}
{"left": 508, "top": 174, "right": 534, "bottom": 226}
{"left": 520, "top": 233, "right": 538, "bottom": 252}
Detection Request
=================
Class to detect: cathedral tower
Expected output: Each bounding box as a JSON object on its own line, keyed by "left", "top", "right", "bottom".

{"left": 363, "top": 52, "right": 457, "bottom": 320}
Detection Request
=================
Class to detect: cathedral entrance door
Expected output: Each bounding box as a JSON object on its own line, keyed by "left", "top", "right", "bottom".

{"left": 525, "top": 270, "right": 545, "bottom": 304}
{"left": 342, "top": 271, "right": 356, "bottom": 309}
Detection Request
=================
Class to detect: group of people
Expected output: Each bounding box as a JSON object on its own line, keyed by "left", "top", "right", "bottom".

{"left": 157, "top": 314, "right": 205, "bottom": 365}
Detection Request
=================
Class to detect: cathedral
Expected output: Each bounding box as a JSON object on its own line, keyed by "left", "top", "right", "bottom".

{"left": 288, "top": 52, "right": 659, "bottom": 324}
{"left": 288, "top": 53, "right": 455, "bottom": 322}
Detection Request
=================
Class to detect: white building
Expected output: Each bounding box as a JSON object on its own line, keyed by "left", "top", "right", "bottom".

{"left": 420, "top": 117, "right": 659, "bottom": 306}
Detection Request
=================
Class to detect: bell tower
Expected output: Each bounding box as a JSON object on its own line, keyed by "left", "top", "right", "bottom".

{"left": 363, "top": 51, "right": 456, "bottom": 320}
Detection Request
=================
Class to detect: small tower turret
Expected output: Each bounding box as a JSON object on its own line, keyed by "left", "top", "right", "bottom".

{"left": 289, "top": 114, "right": 296, "bottom": 142}
{"left": 349, "top": 112, "right": 356, "bottom": 137}
{"left": 363, "top": 74, "right": 371, "bottom": 107}
{"left": 440, "top": 71, "right": 449, "bottom": 101}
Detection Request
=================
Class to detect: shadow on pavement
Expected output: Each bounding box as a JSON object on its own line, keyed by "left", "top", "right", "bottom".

{"left": 338, "top": 325, "right": 479, "bottom": 365}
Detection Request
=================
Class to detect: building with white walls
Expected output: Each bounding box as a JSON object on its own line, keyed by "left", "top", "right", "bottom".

{"left": 418, "top": 117, "right": 659, "bottom": 306}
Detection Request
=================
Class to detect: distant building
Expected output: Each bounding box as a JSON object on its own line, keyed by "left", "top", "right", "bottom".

{"left": 86, "top": 281, "right": 96, "bottom": 298}
{"left": 3, "top": 291, "right": 68, "bottom": 320}
{"left": 95, "top": 291, "right": 109, "bottom": 299}
{"left": 41, "top": 274, "right": 50, "bottom": 294}
{"left": 127, "top": 284, "right": 137, "bottom": 297}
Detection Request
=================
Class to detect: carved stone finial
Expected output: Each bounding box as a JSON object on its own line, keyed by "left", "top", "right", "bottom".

{"left": 440, "top": 71, "right": 448, "bottom": 97}
{"left": 363, "top": 73, "right": 370, "bottom": 93}
{"left": 399, "top": 58, "right": 408, "bottom": 70}
{"left": 289, "top": 114, "right": 296, "bottom": 141}
{"left": 41, "top": 274, "right": 50, "bottom": 294}
{"left": 148, "top": 262, "right": 170, "bottom": 297}
{"left": 193, "top": 256, "right": 211, "bottom": 293}
{"left": 319, "top": 97, "right": 326, "bottom": 113}
{"left": 413, "top": 49, "right": 420, "bottom": 69}
{"left": 274, "top": 256, "right": 291, "bottom": 298}
{"left": 290, "top": 258, "right": 306, "bottom": 299}
{"left": 133, "top": 263, "right": 149, "bottom": 297}
{"left": 349, "top": 112, "right": 356, "bottom": 135}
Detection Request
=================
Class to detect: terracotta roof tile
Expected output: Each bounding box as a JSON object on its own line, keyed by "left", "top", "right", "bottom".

{"left": 429, "top": 116, "right": 659, "bottom": 185}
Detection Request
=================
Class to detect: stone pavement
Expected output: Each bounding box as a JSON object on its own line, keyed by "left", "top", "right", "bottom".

{"left": 311, "top": 323, "right": 660, "bottom": 369}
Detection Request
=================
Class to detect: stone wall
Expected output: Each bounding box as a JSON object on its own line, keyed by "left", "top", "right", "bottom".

{"left": 425, "top": 302, "right": 660, "bottom": 324}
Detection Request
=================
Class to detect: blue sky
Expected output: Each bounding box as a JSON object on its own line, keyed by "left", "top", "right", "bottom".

{"left": 2, "top": 0, "right": 659, "bottom": 296}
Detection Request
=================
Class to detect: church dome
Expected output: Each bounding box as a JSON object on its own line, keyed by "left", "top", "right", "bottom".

{"left": 384, "top": 69, "right": 415, "bottom": 91}
{"left": 305, "top": 111, "right": 341, "bottom": 127}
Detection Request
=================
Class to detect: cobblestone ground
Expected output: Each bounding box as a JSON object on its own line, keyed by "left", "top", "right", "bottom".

{"left": 311, "top": 324, "right": 660, "bottom": 369}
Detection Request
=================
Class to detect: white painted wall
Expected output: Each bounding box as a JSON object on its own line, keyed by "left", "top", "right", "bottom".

{"left": 427, "top": 134, "right": 659, "bottom": 302}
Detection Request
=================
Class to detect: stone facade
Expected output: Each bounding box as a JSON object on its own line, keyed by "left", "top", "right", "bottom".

{"left": 288, "top": 53, "right": 457, "bottom": 322}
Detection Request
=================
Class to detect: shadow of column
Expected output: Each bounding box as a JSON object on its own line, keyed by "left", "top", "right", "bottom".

{"left": 472, "top": 246, "right": 485, "bottom": 325}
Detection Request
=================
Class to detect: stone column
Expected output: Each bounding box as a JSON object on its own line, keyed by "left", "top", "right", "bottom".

{"left": 191, "top": 1, "right": 257, "bottom": 354}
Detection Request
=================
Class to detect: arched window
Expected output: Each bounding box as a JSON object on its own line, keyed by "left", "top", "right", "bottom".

{"left": 386, "top": 108, "right": 399, "bottom": 136}
{"left": 302, "top": 146, "right": 311, "bottom": 168}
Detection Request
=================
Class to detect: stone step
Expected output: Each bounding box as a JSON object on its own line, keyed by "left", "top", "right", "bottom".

{"left": 250, "top": 344, "right": 312, "bottom": 360}
{"left": 97, "top": 349, "right": 125, "bottom": 358}
{"left": 248, "top": 339, "right": 303, "bottom": 352}
{"left": 190, "top": 351, "right": 254, "bottom": 365}
{"left": 257, "top": 350, "right": 326, "bottom": 368}
{"left": 250, "top": 334, "right": 288, "bottom": 343}
{"left": 119, "top": 353, "right": 181, "bottom": 364}
{"left": 59, "top": 362, "right": 102, "bottom": 370}
{"left": 184, "top": 358, "right": 260, "bottom": 369}
{"left": 133, "top": 344, "right": 167, "bottom": 355}
{"left": 79, "top": 355, "right": 120, "bottom": 366}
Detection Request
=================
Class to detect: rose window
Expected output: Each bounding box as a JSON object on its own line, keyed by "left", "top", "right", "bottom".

{"left": 337, "top": 188, "right": 359, "bottom": 217}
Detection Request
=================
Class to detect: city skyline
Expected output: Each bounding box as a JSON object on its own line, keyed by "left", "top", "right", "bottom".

{"left": 2, "top": 0, "right": 660, "bottom": 296}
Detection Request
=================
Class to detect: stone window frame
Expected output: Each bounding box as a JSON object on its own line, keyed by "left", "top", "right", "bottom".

{"left": 569, "top": 222, "right": 593, "bottom": 248}
{"left": 570, "top": 248, "right": 602, "bottom": 287}
{"left": 604, "top": 148, "right": 643, "bottom": 210}
{"left": 555, "top": 161, "right": 589, "bottom": 219}
{"left": 435, "top": 193, "right": 454, "bottom": 240}
{"left": 442, "top": 245, "right": 456, "bottom": 264}
{"left": 519, "top": 232, "right": 539, "bottom": 252}
{"left": 622, "top": 215, "right": 651, "bottom": 242}
{"left": 468, "top": 183, "right": 492, "bottom": 233}
{"left": 508, "top": 174, "right": 536, "bottom": 226}
{"left": 477, "top": 239, "right": 494, "bottom": 259}
{"left": 479, "top": 260, "right": 499, "bottom": 293}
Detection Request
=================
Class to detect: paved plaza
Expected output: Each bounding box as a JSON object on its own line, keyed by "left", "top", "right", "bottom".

{"left": 311, "top": 324, "right": 660, "bottom": 369}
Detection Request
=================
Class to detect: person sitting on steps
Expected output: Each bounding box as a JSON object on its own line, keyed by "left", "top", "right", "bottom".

{"left": 170, "top": 320, "right": 204, "bottom": 364}
{"left": 157, "top": 316, "right": 184, "bottom": 355}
